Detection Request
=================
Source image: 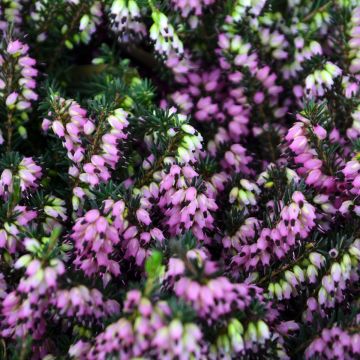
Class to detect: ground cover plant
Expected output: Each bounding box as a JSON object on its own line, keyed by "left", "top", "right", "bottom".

{"left": 0, "top": 0, "right": 359, "bottom": 359}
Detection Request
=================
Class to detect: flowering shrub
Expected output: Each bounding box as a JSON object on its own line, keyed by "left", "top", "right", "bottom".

{"left": 0, "top": 1, "right": 360, "bottom": 359}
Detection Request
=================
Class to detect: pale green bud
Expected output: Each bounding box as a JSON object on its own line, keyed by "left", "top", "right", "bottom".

{"left": 181, "top": 124, "right": 196, "bottom": 135}
{"left": 257, "top": 320, "right": 270, "bottom": 341}
{"left": 245, "top": 322, "right": 257, "bottom": 342}
{"left": 14, "top": 254, "right": 32, "bottom": 269}
{"left": 349, "top": 245, "right": 360, "bottom": 259}
{"left": 18, "top": 125, "right": 27, "bottom": 139}
{"left": 65, "top": 40, "right": 73, "bottom": 49}
{"left": 229, "top": 187, "right": 239, "bottom": 203}
{"left": 238, "top": 189, "right": 249, "bottom": 205}
{"left": 293, "top": 265, "right": 305, "bottom": 282}
{"left": 72, "top": 195, "right": 80, "bottom": 211}
{"left": 80, "top": 14, "right": 90, "bottom": 30}
{"left": 274, "top": 283, "right": 283, "bottom": 300}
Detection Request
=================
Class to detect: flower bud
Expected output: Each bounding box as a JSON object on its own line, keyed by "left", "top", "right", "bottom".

{"left": 257, "top": 320, "right": 270, "bottom": 342}
{"left": 6, "top": 92, "right": 18, "bottom": 107}
{"left": 245, "top": 322, "right": 257, "bottom": 342}
{"left": 330, "top": 262, "right": 342, "bottom": 282}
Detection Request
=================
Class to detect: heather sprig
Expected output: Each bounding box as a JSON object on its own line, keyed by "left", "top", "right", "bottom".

{"left": 0, "top": 35, "right": 38, "bottom": 149}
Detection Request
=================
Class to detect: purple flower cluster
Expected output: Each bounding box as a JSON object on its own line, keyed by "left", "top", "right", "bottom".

{"left": 305, "top": 326, "right": 360, "bottom": 360}
{"left": 159, "top": 164, "right": 217, "bottom": 242}
{"left": 1, "top": 40, "right": 38, "bottom": 111}
{"left": 69, "top": 289, "right": 205, "bottom": 360}
{"left": 0, "top": 38, "right": 38, "bottom": 145}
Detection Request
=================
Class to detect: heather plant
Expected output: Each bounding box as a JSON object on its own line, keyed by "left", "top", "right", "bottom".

{"left": 0, "top": 1, "right": 359, "bottom": 359}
